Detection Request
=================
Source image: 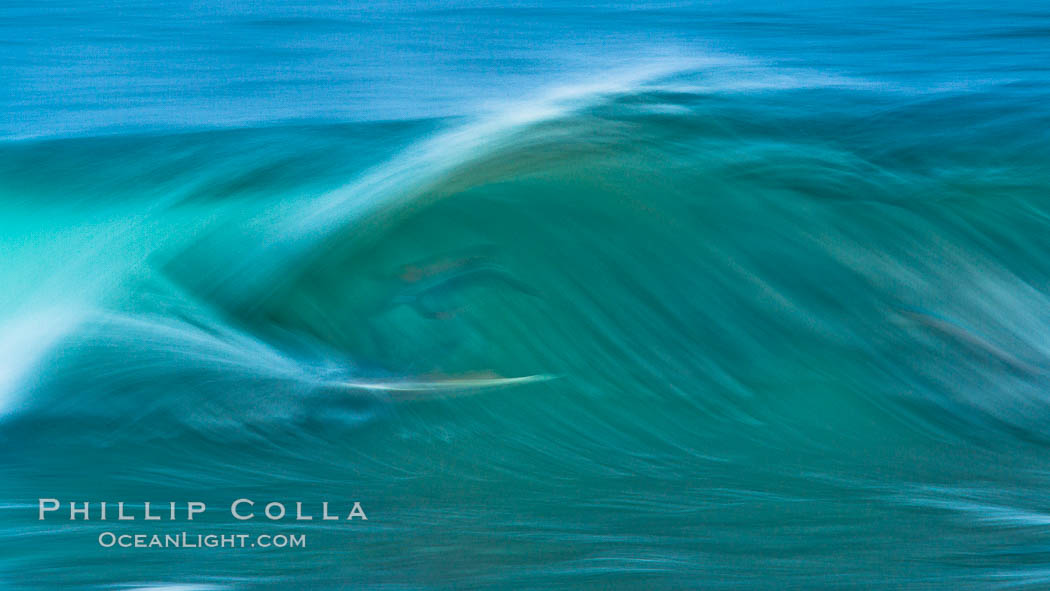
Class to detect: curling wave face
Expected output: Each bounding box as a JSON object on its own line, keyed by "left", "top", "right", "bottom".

{"left": 3, "top": 60, "right": 1050, "bottom": 588}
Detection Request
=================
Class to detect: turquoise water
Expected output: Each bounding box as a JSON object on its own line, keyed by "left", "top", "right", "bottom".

{"left": 3, "top": 2, "right": 1050, "bottom": 589}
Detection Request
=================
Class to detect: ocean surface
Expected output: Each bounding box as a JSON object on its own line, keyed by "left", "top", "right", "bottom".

{"left": 2, "top": 1, "right": 1050, "bottom": 589}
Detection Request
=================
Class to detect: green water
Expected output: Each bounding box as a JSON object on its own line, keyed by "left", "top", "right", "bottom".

{"left": 3, "top": 3, "right": 1050, "bottom": 589}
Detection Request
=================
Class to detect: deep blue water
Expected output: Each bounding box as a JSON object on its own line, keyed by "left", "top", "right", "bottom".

{"left": 5, "top": 1, "right": 1047, "bottom": 138}
{"left": 2, "top": 2, "right": 1050, "bottom": 589}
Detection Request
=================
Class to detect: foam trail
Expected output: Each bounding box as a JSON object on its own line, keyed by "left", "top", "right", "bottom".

{"left": 0, "top": 310, "right": 83, "bottom": 417}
